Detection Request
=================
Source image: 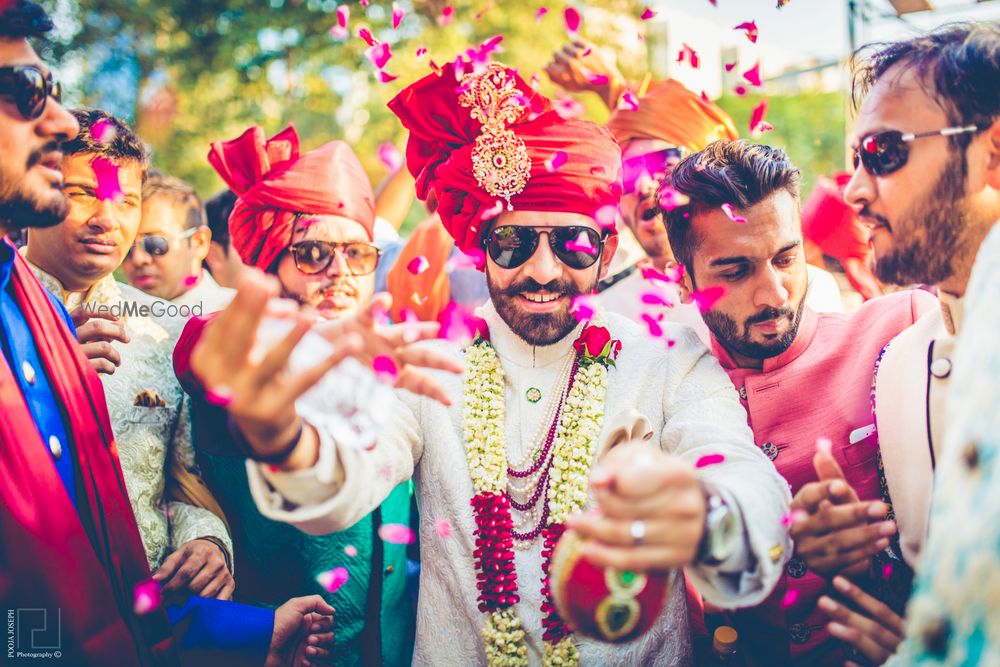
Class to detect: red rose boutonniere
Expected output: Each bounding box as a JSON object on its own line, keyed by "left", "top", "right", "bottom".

{"left": 573, "top": 325, "right": 621, "bottom": 368}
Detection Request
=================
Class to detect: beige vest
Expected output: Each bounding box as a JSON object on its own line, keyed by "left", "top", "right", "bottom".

{"left": 874, "top": 293, "right": 963, "bottom": 567}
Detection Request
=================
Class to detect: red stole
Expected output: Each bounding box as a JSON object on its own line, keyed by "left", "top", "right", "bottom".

{"left": 0, "top": 251, "right": 178, "bottom": 666}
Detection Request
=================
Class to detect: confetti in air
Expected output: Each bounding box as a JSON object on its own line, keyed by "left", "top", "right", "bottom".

{"left": 416, "top": 46, "right": 428, "bottom": 57}
{"left": 435, "top": 519, "right": 453, "bottom": 539}
{"left": 317, "top": 567, "right": 350, "bottom": 594}
{"left": 330, "top": 5, "right": 349, "bottom": 39}
{"left": 92, "top": 157, "right": 125, "bottom": 202}
{"left": 658, "top": 186, "right": 691, "bottom": 212}
{"left": 749, "top": 99, "right": 771, "bottom": 137}
{"left": 183, "top": 275, "right": 198, "bottom": 287}
{"left": 379, "top": 523, "right": 416, "bottom": 545}
{"left": 358, "top": 27, "right": 377, "bottom": 47}
{"left": 133, "top": 580, "right": 162, "bottom": 615}
{"left": 407, "top": 256, "right": 430, "bottom": 275}
{"left": 564, "top": 6, "right": 581, "bottom": 35}
{"left": 781, "top": 510, "right": 806, "bottom": 527}
{"left": 479, "top": 200, "right": 504, "bottom": 221}
{"left": 535, "top": 7, "right": 548, "bottom": 22}
{"left": 372, "top": 355, "right": 399, "bottom": 384}
{"left": 365, "top": 43, "right": 392, "bottom": 70}
{"left": 378, "top": 142, "right": 403, "bottom": 172}
{"left": 641, "top": 313, "right": 664, "bottom": 338}
{"left": 92, "top": 119, "right": 117, "bottom": 144}
{"left": 692, "top": 286, "right": 726, "bottom": 312}
{"left": 743, "top": 61, "right": 762, "bottom": 87}
{"left": 735, "top": 21, "right": 759, "bottom": 43}
{"left": 782, "top": 589, "right": 799, "bottom": 608}
{"left": 344, "top": 545, "right": 358, "bottom": 557}
{"left": 204, "top": 386, "right": 234, "bottom": 407}
{"left": 696, "top": 454, "right": 726, "bottom": 468}
{"left": 724, "top": 62, "right": 737, "bottom": 72}
{"left": 617, "top": 89, "right": 640, "bottom": 111}
{"left": 392, "top": 2, "right": 405, "bottom": 29}
{"left": 585, "top": 72, "right": 609, "bottom": 85}
{"left": 721, "top": 203, "right": 747, "bottom": 223}
{"left": 570, "top": 294, "right": 598, "bottom": 322}
{"left": 375, "top": 70, "right": 399, "bottom": 84}
{"left": 676, "top": 43, "right": 700, "bottom": 69}
{"left": 438, "top": 5, "right": 454, "bottom": 27}
{"left": 553, "top": 94, "right": 585, "bottom": 120}
{"left": 641, "top": 7, "right": 657, "bottom": 20}
{"left": 545, "top": 150, "right": 568, "bottom": 172}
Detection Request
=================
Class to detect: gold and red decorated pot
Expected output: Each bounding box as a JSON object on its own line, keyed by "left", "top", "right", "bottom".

{"left": 550, "top": 529, "right": 671, "bottom": 643}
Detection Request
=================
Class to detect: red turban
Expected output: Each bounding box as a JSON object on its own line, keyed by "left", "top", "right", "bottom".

{"left": 802, "top": 173, "right": 881, "bottom": 300}
{"left": 388, "top": 61, "right": 622, "bottom": 254}
{"left": 606, "top": 80, "right": 738, "bottom": 153}
{"left": 207, "top": 125, "right": 375, "bottom": 272}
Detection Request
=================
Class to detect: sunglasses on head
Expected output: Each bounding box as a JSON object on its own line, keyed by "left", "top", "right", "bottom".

{"left": 852, "top": 125, "right": 980, "bottom": 177}
{"left": 0, "top": 65, "right": 62, "bottom": 121}
{"left": 484, "top": 225, "right": 606, "bottom": 271}
{"left": 289, "top": 240, "right": 381, "bottom": 276}
{"left": 622, "top": 147, "right": 684, "bottom": 194}
{"left": 127, "top": 228, "right": 198, "bottom": 259}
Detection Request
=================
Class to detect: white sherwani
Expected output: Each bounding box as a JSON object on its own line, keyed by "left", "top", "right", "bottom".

{"left": 171, "top": 271, "right": 235, "bottom": 313}
{"left": 249, "top": 303, "right": 791, "bottom": 665}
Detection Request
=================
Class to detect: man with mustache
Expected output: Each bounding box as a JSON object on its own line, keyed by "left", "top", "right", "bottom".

{"left": 786, "top": 23, "right": 1000, "bottom": 665}
{"left": 190, "top": 61, "right": 793, "bottom": 665}
{"left": 658, "top": 139, "right": 937, "bottom": 665}
{"left": 0, "top": 2, "right": 334, "bottom": 665}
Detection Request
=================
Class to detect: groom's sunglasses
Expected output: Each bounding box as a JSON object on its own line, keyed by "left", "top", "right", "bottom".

{"left": 0, "top": 65, "right": 62, "bottom": 120}
{"left": 484, "top": 225, "right": 606, "bottom": 270}
{"left": 852, "top": 125, "right": 980, "bottom": 177}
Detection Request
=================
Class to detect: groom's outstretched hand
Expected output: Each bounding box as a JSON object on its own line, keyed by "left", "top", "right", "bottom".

{"left": 266, "top": 595, "right": 335, "bottom": 667}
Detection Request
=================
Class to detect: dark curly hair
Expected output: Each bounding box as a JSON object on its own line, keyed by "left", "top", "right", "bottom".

{"left": 63, "top": 108, "right": 150, "bottom": 181}
{"left": 0, "top": 0, "right": 54, "bottom": 39}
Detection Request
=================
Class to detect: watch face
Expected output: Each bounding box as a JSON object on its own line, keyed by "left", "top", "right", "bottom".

{"left": 709, "top": 501, "right": 737, "bottom": 561}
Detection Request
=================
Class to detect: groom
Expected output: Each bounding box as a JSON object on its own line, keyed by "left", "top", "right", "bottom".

{"left": 190, "top": 61, "right": 791, "bottom": 664}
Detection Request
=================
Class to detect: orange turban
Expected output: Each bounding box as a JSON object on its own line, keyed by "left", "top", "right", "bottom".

{"left": 606, "top": 80, "right": 738, "bottom": 153}
{"left": 207, "top": 125, "right": 375, "bottom": 272}
{"left": 388, "top": 61, "right": 622, "bottom": 254}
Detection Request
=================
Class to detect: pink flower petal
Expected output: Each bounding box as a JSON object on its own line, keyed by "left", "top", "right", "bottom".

{"left": 780, "top": 510, "right": 806, "bottom": 527}
{"left": 695, "top": 453, "right": 725, "bottom": 468}
{"left": 570, "top": 294, "right": 597, "bottom": 322}
{"left": 316, "top": 567, "right": 350, "bottom": 594}
{"left": 416, "top": 46, "right": 428, "bottom": 57}
{"left": 133, "top": 580, "right": 162, "bottom": 616}
{"left": 407, "top": 255, "right": 430, "bottom": 275}
{"left": 399, "top": 308, "right": 421, "bottom": 343}
{"left": 183, "top": 274, "right": 198, "bottom": 287}
{"left": 676, "top": 43, "right": 700, "bottom": 69}
{"left": 545, "top": 150, "right": 568, "bottom": 173}
{"left": 361, "top": 0, "right": 368, "bottom": 5}
{"left": 734, "top": 85, "right": 747, "bottom": 97}
{"left": 595, "top": 205, "right": 617, "bottom": 231}
{"left": 377, "top": 142, "right": 403, "bottom": 172}
{"left": 392, "top": 2, "right": 405, "bottom": 29}
{"left": 365, "top": 42, "right": 392, "bottom": 70}
{"left": 344, "top": 545, "right": 358, "bottom": 557}
{"left": 438, "top": 5, "right": 454, "bottom": 27}
{"left": 754, "top": 121, "right": 775, "bottom": 136}
{"left": 205, "top": 386, "right": 233, "bottom": 407}
{"left": 658, "top": 186, "right": 690, "bottom": 212}
{"left": 92, "top": 157, "right": 124, "bottom": 202}
{"left": 617, "top": 89, "right": 640, "bottom": 111}
{"left": 435, "top": 519, "right": 453, "bottom": 538}
{"left": 734, "top": 20, "right": 758, "bottom": 43}
{"left": 553, "top": 94, "right": 585, "bottom": 120}
{"left": 641, "top": 7, "right": 657, "bottom": 20}
{"left": 692, "top": 286, "right": 726, "bottom": 312}
{"left": 375, "top": 70, "right": 398, "bottom": 84}
{"left": 782, "top": 589, "right": 799, "bottom": 608}
{"left": 641, "top": 291, "right": 673, "bottom": 307}
{"left": 749, "top": 99, "right": 769, "bottom": 137}
{"left": 882, "top": 562, "right": 893, "bottom": 579}
{"left": 378, "top": 523, "right": 416, "bottom": 545}
{"left": 476, "top": 200, "right": 504, "bottom": 222}
{"left": 565, "top": 230, "right": 597, "bottom": 254}
{"left": 337, "top": 5, "right": 349, "bottom": 28}
{"left": 92, "top": 119, "right": 117, "bottom": 144}
{"left": 586, "top": 72, "right": 609, "bottom": 86}
{"left": 372, "top": 355, "right": 398, "bottom": 384}
{"left": 535, "top": 7, "right": 548, "bottom": 22}
{"left": 724, "top": 62, "right": 737, "bottom": 72}
{"left": 564, "top": 6, "right": 581, "bottom": 34}
{"left": 437, "top": 302, "right": 480, "bottom": 346}
{"left": 358, "top": 27, "right": 377, "bottom": 47}
{"left": 743, "top": 61, "right": 762, "bottom": 87}
{"left": 700, "top": 90, "right": 711, "bottom": 103}
{"left": 721, "top": 203, "right": 747, "bottom": 224}
{"left": 642, "top": 313, "right": 665, "bottom": 338}
{"left": 641, "top": 265, "right": 683, "bottom": 285}
{"left": 330, "top": 25, "right": 349, "bottom": 39}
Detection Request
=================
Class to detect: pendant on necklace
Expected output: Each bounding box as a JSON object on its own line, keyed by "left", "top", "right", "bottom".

{"left": 526, "top": 387, "right": 542, "bottom": 403}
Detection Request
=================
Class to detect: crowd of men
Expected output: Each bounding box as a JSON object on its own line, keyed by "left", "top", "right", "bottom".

{"left": 2, "top": 0, "right": 1000, "bottom": 665}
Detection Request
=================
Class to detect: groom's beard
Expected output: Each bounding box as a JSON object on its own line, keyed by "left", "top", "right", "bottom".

{"left": 0, "top": 143, "right": 69, "bottom": 230}
{"left": 487, "top": 274, "right": 595, "bottom": 347}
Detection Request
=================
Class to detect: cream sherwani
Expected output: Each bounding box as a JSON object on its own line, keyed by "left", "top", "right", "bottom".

{"left": 247, "top": 303, "right": 791, "bottom": 666}
{"left": 27, "top": 259, "right": 233, "bottom": 570}
{"left": 171, "top": 271, "right": 235, "bottom": 313}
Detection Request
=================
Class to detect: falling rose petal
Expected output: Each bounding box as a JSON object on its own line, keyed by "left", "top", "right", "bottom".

{"left": 535, "top": 7, "right": 548, "bottom": 22}
{"left": 882, "top": 563, "right": 894, "bottom": 580}
{"left": 692, "top": 286, "right": 726, "bottom": 313}
{"left": 617, "top": 89, "right": 640, "bottom": 111}
{"left": 377, "top": 142, "right": 403, "bottom": 172}
{"left": 358, "top": 27, "right": 377, "bottom": 47}
{"left": 435, "top": 519, "right": 453, "bottom": 539}
{"left": 676, "top": 43, "right": 700, "bottom": 69}
{"left": 365, "top": 43, "right": 392, "bottom": 70}
{"left": 735, "top": 20, "right": 759, "bottom": 43}
{"left": 696, "top": 453, "right": 725, "bottom": 468}
{"left": 754, "top": 121, "right": 775, "bottom": 136}
{"left": 721, "top": 203, "right": 747, "bottom": 224}
{"left": 700, "top": 90, "right": 711, "bottom": 103}
{"left": 777, "top": 0, "right": 791, "bottom": 7}
{"left": 375, "top": 70, "right": 398, "bottom": 84}
{"left": 133, "top": 580, "right": 162, "bottom": 616}
{"left": 564, "top": 6, "right": 581, "bottom": 35}
{"left": 360, "top": 0, "right": 368, "bottom": 5}
{"left": 641, "top": 265, "right": 683, "bottom": 285}
{"left": 344, "top": 545, "right": 358, "bottom": 557}
{"left": 641, "top": 291, "right": 673, "bottom": 307}
{"left": 724, "top": 62, "right": 737, "bottom": 72}
{"left": 570, "top": 294, "right": 597, "bottom": 322}
{"left": 183, "top": 275, "right": 198, "bottom": 287}
{"left": 379, "top": 523, "right": 416, "bottom": 545}
{"left": 743, "top": 61, "right": 762, "bottom": 87}
{"left": 330, "top": 25, "right": 349, "bottom": 39}
{"left": 594, "top": 205, "right": 617, "bottom": 232}
{"left": 416, "top": 46, "right": 428, "bottom": 57}
{"left": 545, "top": 150, "right": 568, "bottom": 173}
{"left": 438, "top": 302, "right": 479, "bottom": 346}
{"left": 641, "top": 7, "right": 656, "bottom": 20}
{"left": 438, "top": 5, "right": 454, "bottom": 26}
{"left": 205, "top": 386, "right": 233, "bottom": 407}
{"left": 658, "top": 186, "right": 691, "bottom": 212}
{"left": 641, "top": 312, "right": 664, "bottom": 338}
{"left": 478, "top": 200, "right": 505, "bottom": 223}
{"left": 92, "top": 119, "right": 117, "bottom": 144}
{"left": 316, "top": 567, "right": 350, "bottom": 594}
{"left": 565, "top": 229, "right": 597, "bottom": 255}
{"left": 553, "top": 95, "right": 585, "bottom": 120}
{"left": 407, "top": 255, "right": 430, "bottom": 275}
{"left": 586, "top": 72, "right": 609, "bottom": 86}
{"left": 399, "top": 308, "right": 421, "bottom": 343}
{"left": 780, "top": 510, "right": 807, "bottom": 527}
{"left": 734, "top": 85, "right": 747, "bottom": 97}
{"left": 782, "top": 589, "right": 799, "bottom": 608}
{"left": 92, "top": 157, "right": 124, "bottom": 202}
{"left": 337, "top": 5, "right": 349, "bottom": 28}
{"left": 392, "top": 2, "right": 405, "bottom": 29}
{"left": 749, "top": 99, "right": 769, "bottom": 137}
{"left": 373, "top": 355, "right": 399, "bottom": 383}
{"left": 709, "top": 0, "right": 718, "bottom": 5}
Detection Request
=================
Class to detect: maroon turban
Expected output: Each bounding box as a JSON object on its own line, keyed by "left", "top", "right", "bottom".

{"left": 388, "top": 61, "right": 622, "bottom": 254}
{"left": 208, "top": 125, "right": 375, "bottom": 272}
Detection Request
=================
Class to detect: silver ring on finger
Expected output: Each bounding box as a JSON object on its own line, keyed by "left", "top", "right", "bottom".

{"left": 629, "top": 519, "right": 647, "bottom": 546}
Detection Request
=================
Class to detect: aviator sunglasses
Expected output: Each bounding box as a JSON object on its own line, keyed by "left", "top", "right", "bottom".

{"left": 852, "top": 125, "right": 980, "bottom": 177}
{"left": 127, "top": 228, "right": 198, "bottom": 259}
{"left": 485, "top": 225, "right": 606, "bottom": 271}
{"left": 288, "top": 240, "right": 381, "bottom": 276}
{"left": 0, "top": 65, "right": 62, "bottom": 120}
